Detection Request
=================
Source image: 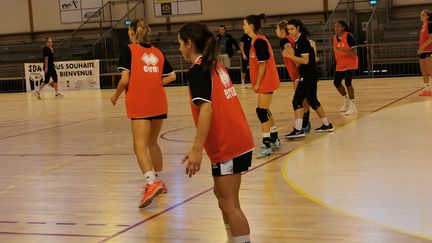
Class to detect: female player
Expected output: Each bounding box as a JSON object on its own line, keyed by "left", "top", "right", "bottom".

{"left": 244, "top": 14, "right": 281, "bottom": 158}
{"left": 284, "top": 19, "right": 334, "bottom": 138}
{"left": 111, "top": 19, "right": 176, "bottom": 208}
{"left": 178, "top": 22, "right": 254, "bottom": 243}
{"left": 333, "top": 20, "right": 359, "bottom": 114}
{"left": 418, "top": 9, "right": 432, "bottom": 96}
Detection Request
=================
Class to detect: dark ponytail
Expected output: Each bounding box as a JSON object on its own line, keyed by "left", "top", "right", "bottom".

{"left": 336, "top": 20, "right": 352, "bottom": 33}
{"left": 288, "top": 18, "right": 310, "bottom": 36}
{"left": 245, "top": 14, "right": 266, "bottom": 33}
{"left": 179, "top": 22, "right": 218, "bottom": 72}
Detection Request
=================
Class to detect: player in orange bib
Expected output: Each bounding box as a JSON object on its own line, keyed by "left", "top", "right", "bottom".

{"left": 333, "top": 20, "right": 359, "bottom": 115}
{"left": 418, "top": 9, "right": 432, "bottom": 96}
{"left": 110, "top": 19, "right": 176, "bottom": 209}
{"left": 244, "top": 14, "right": 281, "bottom": 159}
{"left": 178, "top": 22, "right": 254, "bottom": 243}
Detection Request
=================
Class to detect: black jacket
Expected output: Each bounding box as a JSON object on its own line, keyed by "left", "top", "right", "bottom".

{"left": 216, "top": 33, "right": 240, "bottom": 58}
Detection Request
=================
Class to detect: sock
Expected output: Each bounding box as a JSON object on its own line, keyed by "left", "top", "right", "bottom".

{"left": 241, "top": 80, "right": 245, "bottom": 85}
{"left": 302, "top": 111, "right": 310, "bottom": 128}
{"left": 144, "top": 171, "right": 156, "bottom": 185}
{"left": 425, "top": 83, "right": 430, "bottom": 91}
{"left": 225, "top": 224, "right": 234, "bottom": 243}
{"left": 270, "top": 126, "right": 278, "bottom": 142}
{"left": 262, "top": 133, "right": 271, "bottom": 148}
{"left": 322, "top": 117, "right": 330, "bottom": 126}
{"left": 295, "top": 118, "right": 303, "bottom": 130}
{"left": 155, "top": 171, "right": 163, "bottom": 180}
{"left": 350, "top": 99, "right": 355, "bottom": 104}
{"left": 233, "top": 235, "right": 251, "bottom": 243}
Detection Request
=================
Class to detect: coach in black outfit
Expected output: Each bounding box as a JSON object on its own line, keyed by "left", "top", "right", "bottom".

{"left": 216, "top": 25, "right": 240, "bottom": 69}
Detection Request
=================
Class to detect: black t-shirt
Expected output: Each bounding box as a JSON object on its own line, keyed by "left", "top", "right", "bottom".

{"left": 254, "top": 38, "right": 270, "bottom": 62}
{"left": 43, "top": 46, "right": 54, "bottom": 69}
{"left": 336, "top": 33, "right": 356, "bottom": 47}
{"left": 428, "top": 22, "right": 432, "bottom": 34}
{"left": 240, "top": 34, "right": 252, "bottom": 56}
{"left": 187, "top": 64, "right": 212, "bottom": 105}
{"left": 117, "top": 43, "right": 174, "bottom": 75}
{"left": 279, "top": 37, "right": 290, "bottom": 51}
{"left": 295, "top": 34, "right": 317, "bottom": 77}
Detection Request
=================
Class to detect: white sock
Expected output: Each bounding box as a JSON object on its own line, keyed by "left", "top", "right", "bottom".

{"left": 262, "top": 132, "right": 270, "bottom": 138}
{"left": 233, "top": 235, "right": 251, "bottom": 243}
{"left": 270, "top": 126, "right": 277, "bottom": 133}
{"left": 295, "top": 118, "right": 303, "bottom": 130}
{"left": 225, "top": 224, "right": 234, "bottom": 243}
{"left": 425, "top": 83, "right": 430, "bottom": 91}
{"left": 322, "top": 117, "right": 330, "bottom": 126}
{"left": 144, "top": 171, "right": 156, "bottom": 185}
{"left": 241, "top": 80, "right": 245, "bottom": 85}
{"left": 155, "top": 171, "right": 163, "bottom": 180}
{"left": 350, "top": 99, "right": 355, "bottom": 103}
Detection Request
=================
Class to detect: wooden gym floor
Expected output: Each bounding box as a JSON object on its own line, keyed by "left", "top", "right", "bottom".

{"left": 0, "top": 76, "right": 430, "bottom": 243}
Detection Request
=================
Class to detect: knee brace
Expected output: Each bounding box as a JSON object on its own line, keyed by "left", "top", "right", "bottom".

{"left": 256, "top": 108, "right": 269, "bottom": 123}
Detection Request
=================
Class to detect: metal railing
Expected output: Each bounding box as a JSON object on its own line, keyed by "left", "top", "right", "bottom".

{"left": 55, "top": 0, "right": 145, "bottom": 61}
{"left": 90, "top": 0, "right": 145, "bottom": 61}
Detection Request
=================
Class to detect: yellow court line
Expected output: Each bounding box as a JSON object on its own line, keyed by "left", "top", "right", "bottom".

{"left": 281, "top": 100, "right": 432, "bottom": 241}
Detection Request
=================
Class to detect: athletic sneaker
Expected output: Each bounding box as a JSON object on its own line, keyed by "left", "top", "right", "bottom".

{"left": 270, "top": 138, "right": 280, "bottom": 150}
{"left": 315, "top": 123, "right": 334, "bottom": 132}
{"left": 158, "top": 179, "right": 168, "bottom": 194}
{"left": 285, "top": 128, "right": 305, "bottom": 139}
{"left": 419, "top": 90, "right": 432, "bottom": 96}
{"left": 55, "top": 93, "right": 64, "bottom": 98}
{"left": 33, "top": 90, "right": 41, "bottom": 100}
{"left": 139, "top": 181, "right": 163, "bottom": 208}
{"left": 256, "top": 145, "right": 272, "bottom": 159}
{"left": 340, "top": 98, "right": 350, "bottom": 112}
{"left": 302, "top": 122, "right": 311, "bottom": 134}
{"left": 345, "top": 103, "right": 358, "bottom": 115}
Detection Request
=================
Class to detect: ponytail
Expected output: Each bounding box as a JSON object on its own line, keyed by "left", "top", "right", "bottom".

{"left": 245, "top": 14, "right": 266, "bottom": 33}
{"left": 288, "top": 18, "right": 310, "bottom": 36}
{"left": 179, "top": 22, "right": 218, "bottom": 72}
{"left": 130, "top": 18, "right": 151, "bottom": 44}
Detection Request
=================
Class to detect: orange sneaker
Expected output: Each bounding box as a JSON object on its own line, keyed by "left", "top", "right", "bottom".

{"left": 139, "top": 182, "right": 163, "bottom": 208}
{"left": 419, "top": 90, "right": 432, "bottom": 96}
{"left": 158, "top": 179, "right": 168, "bottom": 194}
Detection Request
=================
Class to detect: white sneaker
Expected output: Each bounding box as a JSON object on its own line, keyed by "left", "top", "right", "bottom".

{"left": 256, "top": 145, "right": 272, "bottom": 159}
{"left": 344, "top": 102, "right": 358, "bottom": 115}
{"left": 55, "top": 93, "right": 64, "bottom": 98}
{"left": 340, "top": 98, "right": 350, "bottom": 112}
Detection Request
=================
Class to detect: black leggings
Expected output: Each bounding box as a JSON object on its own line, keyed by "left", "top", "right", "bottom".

{"left": 333, "top": 69, "right": 354, "bottom": 88}
{"left": 292, "top": 76, "right": 321, "bottom": 111}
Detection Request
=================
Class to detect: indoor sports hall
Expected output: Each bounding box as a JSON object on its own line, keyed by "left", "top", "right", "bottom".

{"left": 0, "top": 0, "right": 431, "bottom": 242}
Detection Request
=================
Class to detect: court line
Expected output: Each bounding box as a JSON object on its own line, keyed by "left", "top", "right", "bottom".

{"left": 0, "top": 231, "right": 108, "bottom": 238}
{"left": 98, "top": 151, "right": 291, "bottom": 242}
{"left": 0, "top": 117, "right": 99, "bottom": 140}
{"left": 281, "top": 87, "right": 432, "bottom": 241}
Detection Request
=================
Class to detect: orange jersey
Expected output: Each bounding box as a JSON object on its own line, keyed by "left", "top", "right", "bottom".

{"left": 189, "top": 59, "right": 254, "bottom": 163}
{"left": 249, "top": 34, "right": 280, "bottom": 93}
{"left": 333, "top": 32, "right": 358, "bottom": 71}
{"left": 282, "top": 35, "right": 300, "bottom": 81}
{"left": 420, "top": 23, "right": 432, "bottom": 52}
{"left": 125, "top": 44, "right": 168, "bottom": 118}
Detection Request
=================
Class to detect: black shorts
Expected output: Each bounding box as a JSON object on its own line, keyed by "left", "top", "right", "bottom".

{"left": 241, "top": 58, "right": 249, "bottom": 73}
{"left": 131, "top": 114, "right": 167, "bottom": 120}
{"left": 44, "top": 68, "right": 58, "bottom": 83}
{"left": 419, "top": 52, "right": 432, "bottom": 59}
{"left": 334, "top": 69, "right": 354, "bottom": 82}
{"left": 211, "top": 151, "right": 252, "bottom": 177}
